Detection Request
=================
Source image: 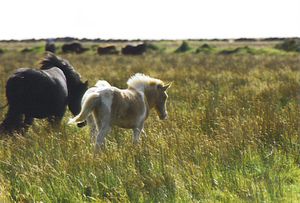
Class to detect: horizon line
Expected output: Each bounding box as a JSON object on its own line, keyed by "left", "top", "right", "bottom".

{"left": 1, "top": 36, "right": 299, "bottom": 42}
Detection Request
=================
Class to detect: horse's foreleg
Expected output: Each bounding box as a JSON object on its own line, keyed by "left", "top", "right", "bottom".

{"left": 133, "top": 123, "right": 144, "bottom": 144}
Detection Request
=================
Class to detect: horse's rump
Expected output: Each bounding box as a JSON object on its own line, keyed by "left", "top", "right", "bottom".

{"left": 6, "top": 68, "right": 68, "bottom": 118}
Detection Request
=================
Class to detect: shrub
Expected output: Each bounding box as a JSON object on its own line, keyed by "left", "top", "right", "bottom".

{"left": 175, "top": 41, "right": 191, "bottom": 53}
{"left": 195, "top": 44, "right": 216, "bottom": 54}
{"left": 275, "top": 39, "right": 300, "bottom": 52}
{"left": 20, "top": 46, "right": 44, "bottom": 54}
{"left": 219, "top": 46, "right": 256, "bottom": 55}
{"left": 145, "top": 43, "right": 160, "bottom": 51}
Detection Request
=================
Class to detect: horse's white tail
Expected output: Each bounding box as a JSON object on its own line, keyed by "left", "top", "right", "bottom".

{"left": 68, "top": 92, "right": 100, "bottom": 125}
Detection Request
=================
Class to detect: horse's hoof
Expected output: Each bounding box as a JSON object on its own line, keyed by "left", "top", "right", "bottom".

{"left": 77, "top": 121, "right": 87, "bottom": 128}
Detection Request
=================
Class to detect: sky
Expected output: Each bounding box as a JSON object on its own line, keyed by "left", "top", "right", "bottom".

{"left": 0, "top": 0, "right": 299, "bottom": 40}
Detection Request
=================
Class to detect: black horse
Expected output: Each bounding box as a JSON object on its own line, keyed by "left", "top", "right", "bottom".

{"left": 0, "top": 53, "right": 88, "bottom": 134}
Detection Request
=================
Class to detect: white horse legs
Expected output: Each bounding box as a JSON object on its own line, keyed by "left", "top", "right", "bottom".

{"left": 86, "top": 115, "right": 97, "bottom": 143}
{"left": 93, "top": 106, "right": 111, "bottom": 149}
{"left": 90, "top": 107, "right": 145, "bottom": 149}
{"left": 95, "top": 123, "right": 111, "bottom": 149}
{"left": 133, "top": 123, "right": 144, "bottom": 144}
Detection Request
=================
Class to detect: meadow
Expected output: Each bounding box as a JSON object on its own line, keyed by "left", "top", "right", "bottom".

{"left": 0, "top": 40, "right": 300, "bottom": 202}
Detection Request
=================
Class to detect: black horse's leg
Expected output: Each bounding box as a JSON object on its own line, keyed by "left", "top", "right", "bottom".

{"left": 0, "top": 107, "right": 23, "bottom": 134}
{"left": 48, "top": 116, "right": 63, "bottom": 129}
{"left": 48, "top": 106, "right": 66, "bottom": 130}
{"left": 24, "top": 116, "right": 34, "bottom": 131}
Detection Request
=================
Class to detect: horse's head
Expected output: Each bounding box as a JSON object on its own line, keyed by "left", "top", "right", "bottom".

{"left": 153, "top": 83, "right": 171, "bottom": 120}
{"left": 127, "top": 73, "right": 172, "bottom": 120}
{"left": 68, "top": 80, "right": 88, "bottom": 115}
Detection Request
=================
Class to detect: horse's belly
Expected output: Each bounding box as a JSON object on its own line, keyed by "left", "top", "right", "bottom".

{"left": 18, "top": 94, "right": 67, "bottom": 118}
{"left": 23, "top": 103, "right": 64, "bottom": 118}
{"left": 112, "top": 118, "right": 138, "bottom": 129}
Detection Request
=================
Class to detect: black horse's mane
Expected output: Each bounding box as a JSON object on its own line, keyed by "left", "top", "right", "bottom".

{"left": 40, "top": 53, "right": 81, "bottom": 83}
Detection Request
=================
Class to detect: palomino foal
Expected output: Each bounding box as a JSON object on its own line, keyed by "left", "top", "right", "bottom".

{"left": 68, "top": 73, "right": 171, "bottom": 148}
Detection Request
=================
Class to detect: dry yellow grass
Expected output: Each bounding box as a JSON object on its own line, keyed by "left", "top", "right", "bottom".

{"left": 0, "top": 43, "right": 299, "bottom": 202}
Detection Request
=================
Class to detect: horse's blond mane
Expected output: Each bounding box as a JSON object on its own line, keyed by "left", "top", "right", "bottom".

{"left": 127, "top": 73, "right": 163, "bottom": 91}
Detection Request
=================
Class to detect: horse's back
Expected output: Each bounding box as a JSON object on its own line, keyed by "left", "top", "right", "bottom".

{"left": 6, "top": 67, "right": 68, "bottom": 118}
{"left": 95, "top": 80, "right": 111, "bottom": 89}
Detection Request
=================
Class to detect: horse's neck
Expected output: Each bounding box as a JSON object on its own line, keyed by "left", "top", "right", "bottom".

{"left": 126, "top": 88, "right": 151, "bottom": 109}
{"left": 64, "top": 73, "right": 77, "bottom": 88}
{"left": 67, "top": 82, "right": 79, "bottom": 97}
{"left": 63, "top": 71, "right": 80, "bottom": 95}
{"left": 143, "top": 89, "right": 156, "bottom": 109}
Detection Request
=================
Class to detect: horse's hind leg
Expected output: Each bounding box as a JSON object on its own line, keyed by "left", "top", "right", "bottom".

{"left": 86, "top": 115, "right": 97, "bottom": 143}
{"left": 133, "top": 122, "right": 144, "bottom": 144}
{"left": 95, "top": 123, "right": 111, "bottom": 150}
{"left": 24, "top": 116, "right": 34, "bottom": 131}
{"left": 0, "top": 107, "right": 23, "bottom": 134}
{"left": 93, "top": 107, "right": 111, "bottom": 150}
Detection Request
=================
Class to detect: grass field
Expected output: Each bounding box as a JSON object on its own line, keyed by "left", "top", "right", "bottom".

{"left": 0, "top": 40, "right": 300, "bottom": 202}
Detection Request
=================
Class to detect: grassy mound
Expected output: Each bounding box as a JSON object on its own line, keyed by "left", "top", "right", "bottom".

{"left": 20, "top": 46, "right": 44, "bottom": 54}
{"left": 275, "top": 39, "right": 300, "bottom": 52}
{"left": 195, "top": 44, "right": 216, "bottom": 54}
{"left": 175, "top": 41, "right": 192, "bottom": 53}
{"left": 219, "top": 46, "right": 256, "bottom": 55}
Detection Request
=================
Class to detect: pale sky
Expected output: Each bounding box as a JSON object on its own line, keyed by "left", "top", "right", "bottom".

{"left": 0, "top": 0, "right": 299, "bottom": 40}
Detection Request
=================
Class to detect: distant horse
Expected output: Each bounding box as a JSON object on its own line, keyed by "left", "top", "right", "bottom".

{"left": 0, "top": 53, "right": 88, "bottom": 134}
{"left": 97, "top": 46, "right": 119, "bottom": 55}
{"left": 68, "top": 73, "right": 171, "bottom": 149}
{"left": 45, "top": 39, "right": 56, "bottom": 53}
{"left": 62, "top": 42, "right": 88, "bottom": 54}
{"left": 121, "top": 44, "right": 147, "bottom": 55}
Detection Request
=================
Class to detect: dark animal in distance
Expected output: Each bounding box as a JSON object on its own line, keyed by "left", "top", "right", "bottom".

{"left": 121, "top": 44, "right": 147, "bottom": 55}
{"left": 45, "top": 39, "right": 56, "bottom": 53}
{"left": 97, "top": 46, "right": 119, "bottom": 55}
{"left": 0, "top": 53, "right": 88, "bottom": 134}
{"left": 62, "top": 42, "right": 88, "bottom": 54}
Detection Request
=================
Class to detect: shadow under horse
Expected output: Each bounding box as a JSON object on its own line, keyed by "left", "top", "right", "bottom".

{"left": 0, "top": 53, "right": 88, "bottom": 134}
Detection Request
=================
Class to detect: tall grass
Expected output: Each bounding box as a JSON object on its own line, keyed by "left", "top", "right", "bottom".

{"left": 0, "top": 50, "right": 300, "bottom": 202}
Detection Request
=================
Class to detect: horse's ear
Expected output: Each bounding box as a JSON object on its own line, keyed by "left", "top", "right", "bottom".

{"left": 162, "top": 82, "right": 172, "bottom": 91}
{"left": 84, "top": 80, "right": 88, "bottom": 87}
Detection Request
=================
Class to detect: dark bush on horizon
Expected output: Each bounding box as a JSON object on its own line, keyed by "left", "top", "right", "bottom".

{"left": 20, "top": 46, "right": 44, "bottom": 54}
{"left": 45, "top": 42, "right": 56, "bottom": 53}
{"left": 145, "top": 43, "right": 160, "bottom": 51}
{"left": 275, "top": 39, "right": 300, "bottom": 52}
{"left": 195, "top": 43, "right": 215, "bottom": 54}
{"left": 219, "top": 46, "right": 255, "bottom": 55}
{"left": 175, "top": 41, "right": 191, "bottom": 53}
